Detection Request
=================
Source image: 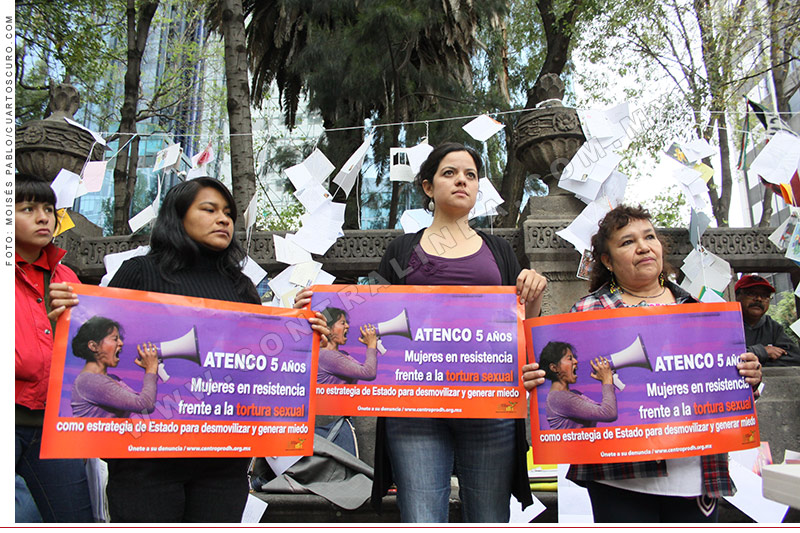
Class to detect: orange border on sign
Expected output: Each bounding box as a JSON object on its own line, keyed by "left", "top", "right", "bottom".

{"left": 523, "top": 303, "right": 759, "bottom": 464}
{"left": 307, "top": 284, "right": 527, "bottom": 418}
{"left": 42, "top": 284, "right": 319, "bottom": 458}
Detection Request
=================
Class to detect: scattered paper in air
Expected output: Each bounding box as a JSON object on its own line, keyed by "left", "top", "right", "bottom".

{"left": 314, "top": 269, "right": 336, "bottom": 286}
{"left": 462, "top": 114, "right": 504, "bottom": 142}
{"left": 693, "top": 163, "right": 715, "bottom": 184}
{"left": 53, "top": 209, "right": 75, "bottom": 237}
{"left": 240, "top": 256, "right": 268, "bottom": 287}
{"left": 304, "top": 148, "right": 336, "bottom": 182}
{"left": 243, "top": 193, "right": 258, "bottom": 230}
{"left": 100, "top": 246, "right": 150, "bottom": 287}
{"left": 64, "top": 117, "right": 107, "bottom": 146}
{"left": 80, "top": 160, "right": 107, "bottom": 193}
{"left": 390, "top": 147, "right": 415, "bottom": 182}
{"left": 749, "top": 130, "right": 800, "bottom": 185}
{"left": 400, "top": 209, "right": 433, "bottom": 233}
{"left": 576, "top": 170, "right": 628, "bottom": 206}
{"left": 556, "top": 200, "right": 611, "bottom": 254}
{"left": 289, "top": 261, "right": 323, "bottom": 287}
{"left": 273, "top": 234, "right": 313, "bottom": 265}
{"left": 191, "top": 143, "right": 215, "bottom": 168}
{"left": 689, "top": 209, "right": 712, "bottom": 248}
{"left": 560, "top": 138, "right": 622, "bottom": 185}
{"left": 153, "top": 144, "right": 182, "bottom": 172}
{"left": 469, "top": 178, "right": 505, "bottom": 219}
{"left": 405, "top": 141, "right": 434, "bottom": 174}
{"left": 332, "top": 133, "right": 373, "bottom": 197}
{"left": 294, "top": 183, "right": 332, "bottom": 213}
{"left": 128, "top": 204, "right": 157, "bottom": 233}
{"left": 577, "top": 103, "right": 629, "bottom": 148}
{"left": 51, "top": 169, "right": 83, "bottom": 209}
{"left": 768, "top": 212, "right": 799, "bottom": 251}
{"left": 682, "top": 138, "right": 717, "bottom": 162}
{"left": 285, "top": 163, "right": 316, "bottom": 191}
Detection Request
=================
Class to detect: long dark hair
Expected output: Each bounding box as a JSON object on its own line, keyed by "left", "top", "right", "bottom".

{"left": 538, "top": 341, "right": 575, "bottom": 382}
{"left": 415, "top": 142, "right": 482, "bottom": 212}
{"left": 588, "top": 204, "right": 674, "bottom": 292}
{"left": 72, "top": 316, "right": 123, "bottom": 362}
{"left": 148, "top": 177, "right": 259, "bottom": 302}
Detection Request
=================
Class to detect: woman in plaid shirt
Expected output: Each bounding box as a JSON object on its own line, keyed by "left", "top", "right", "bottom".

{"left": 523, "top": 204, "right": 762, "bottom": 522}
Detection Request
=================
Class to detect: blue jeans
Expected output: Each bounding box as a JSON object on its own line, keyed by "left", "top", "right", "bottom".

{"left": 15, "top": 473, "right": 42, "bottom": 523}
{"left": 385, "top": 417, "right": 516, "bottom": 523}
{"left": 15, "top": 425, "right": 93, "bottom": 523}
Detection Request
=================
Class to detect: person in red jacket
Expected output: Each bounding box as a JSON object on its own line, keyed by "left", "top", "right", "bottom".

{"left": 15, "top": 176, "right": 92, "bottom": 522}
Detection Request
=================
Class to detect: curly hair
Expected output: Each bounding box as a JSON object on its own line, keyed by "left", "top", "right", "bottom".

{"left": 72, "top": 316, "right": 123, "bottom": 362}
{"left": 588, "top": 204, "right": 674, "bottom": 292}
{"left": 538, "top": 341, "right": 576, "bottom": 382}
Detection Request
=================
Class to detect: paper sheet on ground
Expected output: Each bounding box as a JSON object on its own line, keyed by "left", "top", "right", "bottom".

{"left": 557, "top": 464, "right": 593, "bottom": 523}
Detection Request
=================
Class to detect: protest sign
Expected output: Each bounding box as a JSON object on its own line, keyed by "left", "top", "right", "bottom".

{"left": 42, "top": 284, "right": 318, "bottom": 458}
{"left": 525, "top": 303, "right": 759, "bottom": 464}
{"left": 308, "top": 285, "right": 526, "bottom": 418}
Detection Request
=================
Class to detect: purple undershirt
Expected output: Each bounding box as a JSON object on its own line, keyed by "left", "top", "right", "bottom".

{"left": 406, "top": 242, "right": 501, "bottom": 285}
{"left": 317, "top": 347, "right": 378, "bottom": 384}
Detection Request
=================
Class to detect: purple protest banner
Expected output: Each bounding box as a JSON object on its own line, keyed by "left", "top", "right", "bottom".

{"left": 525, "top": 302, "right": 760, "bottom": 464}
{"left": 42, "top": 284, "right": 318, "bottom": 458}
{"left": 308, "top": 285, "right": 526, "bottom": 418}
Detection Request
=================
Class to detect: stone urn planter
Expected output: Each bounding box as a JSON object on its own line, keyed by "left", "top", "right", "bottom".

{"left": 515, "top": 74, "right": 586, "bottom": 220}
{"left": 16, "top": 83, "right": 106, "bottom": 181}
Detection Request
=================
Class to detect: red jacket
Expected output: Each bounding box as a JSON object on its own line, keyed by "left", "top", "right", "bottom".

{"left": 15, "top": 243, "right": 80, "bottom": 410}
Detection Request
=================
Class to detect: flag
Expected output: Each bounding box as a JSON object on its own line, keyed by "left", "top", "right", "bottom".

{"left": 747, "top": 99, "right": 795, "bottom": 138}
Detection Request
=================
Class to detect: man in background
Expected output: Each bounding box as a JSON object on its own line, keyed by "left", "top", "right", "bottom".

{"left": 735, "top": 274, "right": 800, "bottom": 367}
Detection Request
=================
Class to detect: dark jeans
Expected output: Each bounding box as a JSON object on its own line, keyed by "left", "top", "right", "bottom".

{"left": 15, "top": 425, "right": 93, "bottom": 523}
{"left": 106, "top": 457, "right": 250, "bottom": 523}
{"left": 587, "top": 481, "right": 719, "bottom": 523}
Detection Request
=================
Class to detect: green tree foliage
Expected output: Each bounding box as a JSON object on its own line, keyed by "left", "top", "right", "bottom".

{"left": 767, "top": 290, "right": 800, "bottom": 345}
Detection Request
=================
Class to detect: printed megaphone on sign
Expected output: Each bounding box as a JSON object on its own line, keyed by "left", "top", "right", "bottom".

{"left": 152, "top": 326, "right": 201, "bottom": 382}
{"left": 374, "top": 309, "right": 412, "bottom": 354}
{"left": 606, "top": 335, "right": 652, "bottom": 391}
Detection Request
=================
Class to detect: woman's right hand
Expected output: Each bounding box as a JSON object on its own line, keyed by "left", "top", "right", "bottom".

{"left": 48, "top": 282, "right": 79, "bottom": 321}
{"left": 522, "top": 362, "right": 545, "bottom": 391}
{"left": 590, "top": 357, "right": 614, "bottom": 385}
{"left": 358, "top": 324, "right": 378, "bottom": 349}
{"left": 293, "top": 289, "right": 330, "bottom": 346}
{"left": 135, "top": 343, "right": 161, "bottom": 374}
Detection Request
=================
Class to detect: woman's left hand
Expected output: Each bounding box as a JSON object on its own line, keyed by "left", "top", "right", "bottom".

{"left": 517, "top": 269, "right": 547, "bottom": 318}
{"left": 522, "top": 362, "right": 545, "bottom": 391}
{"left": 737, "top": 352, "right": 762, "bottom": 389}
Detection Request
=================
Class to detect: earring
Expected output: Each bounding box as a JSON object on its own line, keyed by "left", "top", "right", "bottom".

{"left": 659, "top": 272, "right": 666, "bottom": 287}
{"left": 609, "top": 272, "right": 620, "bottom": 294}
{"left": 428, "top": 199, "right": 435, "bottom": 211}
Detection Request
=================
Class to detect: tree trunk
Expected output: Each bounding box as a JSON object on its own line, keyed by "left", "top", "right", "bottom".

{"left": 713, "top": 112, "right": 733, "bottom": 227}
{"left": 220, "top": 0, "right": 256, "bottom": 230}
{"left": 112, "top": 0, "right": 159, "bottom": 235}
{"left": 759, "top": 187, "right": 775, "bottom": 227}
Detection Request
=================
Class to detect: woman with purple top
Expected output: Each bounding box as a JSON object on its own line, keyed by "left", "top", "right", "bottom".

{"left": 70, "top": 316, "right": 159, "bottom": 418}
{"left": 537, "top": 341, "right": 617, "bottom": 430}
{"left": 317, "top": 307, "right": 379, "bottom": 385}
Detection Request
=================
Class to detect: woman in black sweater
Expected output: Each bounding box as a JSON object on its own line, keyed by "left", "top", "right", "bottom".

{"left": 51, "top": 178, "right": 325, "bottom": 522}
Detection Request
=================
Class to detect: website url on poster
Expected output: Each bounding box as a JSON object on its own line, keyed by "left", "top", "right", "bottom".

{"left": 127, "top": 445, "right": 251, "bottom": 453}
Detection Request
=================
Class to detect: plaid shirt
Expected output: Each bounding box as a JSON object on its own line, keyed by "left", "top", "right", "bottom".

{"left": 566, "top": 281, "right": 735, "bottom": 498}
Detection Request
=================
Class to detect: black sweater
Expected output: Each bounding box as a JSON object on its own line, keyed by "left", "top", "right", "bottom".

{"left": 109, "top": 251, "right": 260, "bottom": 305}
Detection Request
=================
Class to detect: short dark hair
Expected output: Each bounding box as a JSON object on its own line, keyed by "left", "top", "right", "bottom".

{"left": 588, "top": 204, "right": 675, "bottom": 292}
{"left": 321, "top": 307, "right": 348, "bottom": 330}
{"left": 72, "top": 316, "right": 123, "bottom": 362}
{"left": 538, "top": 341, "right": 576, "bottom": 382}
{"left": 16, "top": 175, "right": 57, "bottom": 206}
{"left": 148, "top": 177, "right": 259, "bottom": 303}
{"left": 415, "top": 142, "right": 482, "bottom": 213}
